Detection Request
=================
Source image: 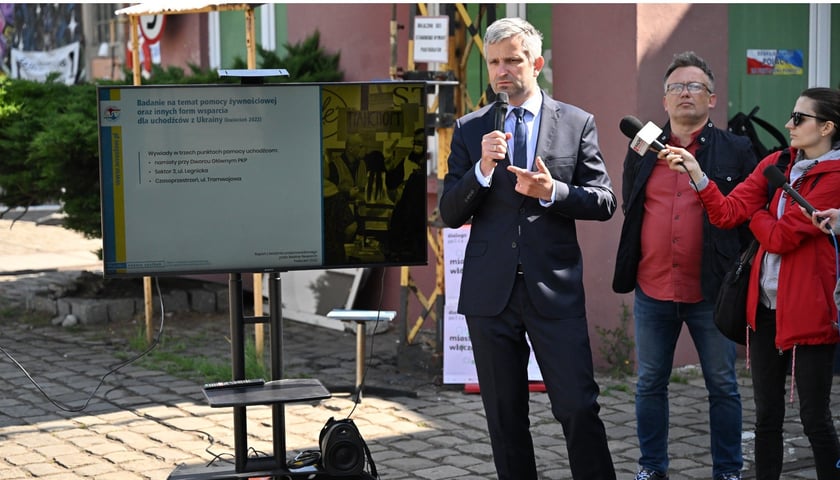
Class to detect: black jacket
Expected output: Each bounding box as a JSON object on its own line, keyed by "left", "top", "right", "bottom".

{"left": 612, "top": 120, "right": 758, "bottom": 302}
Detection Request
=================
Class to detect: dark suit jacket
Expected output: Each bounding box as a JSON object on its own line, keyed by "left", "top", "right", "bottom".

{"left": 439, "top": 91, "right": 616, "bottom": 319}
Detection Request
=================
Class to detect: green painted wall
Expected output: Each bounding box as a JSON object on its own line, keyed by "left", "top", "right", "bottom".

{"left": 728, "top": 4, "right": 811, "bottom": 152}
{"left": 219, "top": 10, "right": 246, "bottom": 69}
{"left": 274, "top": 4, "right": 288, "bottom": 58}
{"left": 218, "top": 5, "right": 288, "bottom": 69}
{"left": 527, "top": 3, "right": 552, "bottom": 96}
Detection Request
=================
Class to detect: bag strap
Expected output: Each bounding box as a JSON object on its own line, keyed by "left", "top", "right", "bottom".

{"left": 739, "top": 237, "right": 761, "bottom": 267}
{"left": 748, "top": 108, "right": 789, "bottom": 154}
{"left": 744, "top": 148, "right": 792, "bottom": 261}
{"left": 767, "top": 148, "right": 791, "bottom": 201}
{"left": 361, "top": 436, "right": 379, "bottom": 478}
{"left": 350, "top": 419, "right": 379, "bottom": 479}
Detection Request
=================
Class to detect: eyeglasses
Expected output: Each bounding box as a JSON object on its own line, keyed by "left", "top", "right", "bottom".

{"left": 665, "top": 82, "right": 711, "bottom": 95}
{"left": 790, "top": 111, "right": 829, "bottom": 127}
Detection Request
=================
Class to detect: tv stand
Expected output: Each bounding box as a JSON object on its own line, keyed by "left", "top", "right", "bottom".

{"left": 168, "top": 273, "right": 344, "bottom": 480}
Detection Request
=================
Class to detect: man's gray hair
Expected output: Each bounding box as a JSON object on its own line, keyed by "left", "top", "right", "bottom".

{"left": 484, "top": 17, "right": 543, "bottom": 63}
{"left": 663, "top": 51, "right": 716, "bottom": 93}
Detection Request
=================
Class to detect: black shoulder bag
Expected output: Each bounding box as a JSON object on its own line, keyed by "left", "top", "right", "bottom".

{"left": 713, "top": 149, "right": 791, "bottom": 344}
{"left": 714, "top": 241, "right": 758, "bottom": 345}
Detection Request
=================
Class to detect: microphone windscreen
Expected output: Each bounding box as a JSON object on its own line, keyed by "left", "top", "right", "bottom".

{"left": 619, "top": 115, "right": 644, "bottom": 139}
{"left": 763, "top": 165, "right": 787, "bottom": 189}
{"left": 493, "top": 92, "right": 509, "bottom": 133}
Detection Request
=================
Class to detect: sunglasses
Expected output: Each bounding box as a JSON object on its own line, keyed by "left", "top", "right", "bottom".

{"left": 790, "top": 111, "right": 829, "bottom": 127}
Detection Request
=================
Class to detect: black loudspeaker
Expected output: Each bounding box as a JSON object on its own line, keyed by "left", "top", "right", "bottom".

{"left": 318, "top": 417, "right": 366, "bottom": 476}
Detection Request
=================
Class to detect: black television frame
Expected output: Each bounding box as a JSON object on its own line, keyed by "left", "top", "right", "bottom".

{"left": 97, "top": 81, "right": 429, "bottom": 277}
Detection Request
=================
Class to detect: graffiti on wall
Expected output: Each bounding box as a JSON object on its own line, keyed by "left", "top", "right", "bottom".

{"left": 0, "top": 4, "right": 12, "bottom": 75}
{"left": 2, "top": 3, "right": 83, "bottom": 83}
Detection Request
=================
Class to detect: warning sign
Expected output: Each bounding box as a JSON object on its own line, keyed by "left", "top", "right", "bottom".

{"left": 413, "top": 16, "right": 449, "bottom": 64}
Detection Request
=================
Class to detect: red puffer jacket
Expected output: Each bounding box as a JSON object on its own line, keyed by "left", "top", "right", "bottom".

{"left": 697, "top": 148, "right": 840, "bottom": 351}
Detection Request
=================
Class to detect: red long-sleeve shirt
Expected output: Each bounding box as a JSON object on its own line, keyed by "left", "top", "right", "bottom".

{"left": 637, "top": 132, "right": 704, "bottom": 303}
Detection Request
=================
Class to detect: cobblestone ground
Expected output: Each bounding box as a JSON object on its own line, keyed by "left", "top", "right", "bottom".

{"left": 0, "top": 218, "right": 837, "bottom": 479}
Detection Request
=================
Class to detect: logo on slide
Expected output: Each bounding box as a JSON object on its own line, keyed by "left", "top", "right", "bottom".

{"left": 103, "top": 106, "right": 121, "bottom": 121}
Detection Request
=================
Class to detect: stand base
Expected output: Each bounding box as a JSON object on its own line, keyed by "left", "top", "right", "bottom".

{"left": 168, "top": 462, "right": 377, "bottom": 480}
{"left": 464, "top": 381, "right": 546, "bottom": 394}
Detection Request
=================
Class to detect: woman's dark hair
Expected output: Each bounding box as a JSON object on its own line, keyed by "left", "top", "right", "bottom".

{"left": 801, "top": 87, "right": 840, "bottom": 145}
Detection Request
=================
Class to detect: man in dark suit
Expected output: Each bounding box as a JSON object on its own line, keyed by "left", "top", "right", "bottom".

{"left": 438, "top": 17, "right": 617, "bottom": 480}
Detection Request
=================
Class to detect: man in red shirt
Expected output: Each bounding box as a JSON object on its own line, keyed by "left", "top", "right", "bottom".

{"left": 612, "top": 51, "right": 757, "bottom": 480}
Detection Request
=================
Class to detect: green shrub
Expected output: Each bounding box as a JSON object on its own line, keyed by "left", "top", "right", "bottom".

{"left": 230, "top": 32, "right": 343, "bottom": 83}
{"left": 0, "top": 77, "right": 101, "bottom": 237}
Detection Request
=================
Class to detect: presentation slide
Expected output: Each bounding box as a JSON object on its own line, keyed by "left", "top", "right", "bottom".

{"left": 98, "top": 82, "right": 427, "bottom": 277}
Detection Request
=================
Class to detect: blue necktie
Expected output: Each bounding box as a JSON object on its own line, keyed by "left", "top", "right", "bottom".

{"left": 513, "top": 107, "right": 527, "bottom": 169}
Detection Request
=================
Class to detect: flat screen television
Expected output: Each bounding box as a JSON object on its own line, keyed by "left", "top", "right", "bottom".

{"left": 97, "top": 81, "right": 428, "bottom": 277}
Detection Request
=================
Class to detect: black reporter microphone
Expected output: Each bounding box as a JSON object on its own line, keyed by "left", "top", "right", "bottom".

{"left": 763, "top": 165, "right": 819, "bottom": 216}
{"left": 494, "top": 91, "right": 509, "bottom": 133}
{"left": 619, "top": 115, "right": 667, "bottom": 155}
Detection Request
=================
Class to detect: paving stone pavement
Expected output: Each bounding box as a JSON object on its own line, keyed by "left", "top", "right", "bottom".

{"left": 0, "top": 218, "right": 837, "bottom": 479}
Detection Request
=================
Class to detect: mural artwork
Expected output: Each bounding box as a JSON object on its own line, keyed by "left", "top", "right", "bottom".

{"left": 2, "top": 3, "right": 83, "bottom": 84}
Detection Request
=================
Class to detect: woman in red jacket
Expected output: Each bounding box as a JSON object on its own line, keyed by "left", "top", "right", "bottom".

{"left": 662, "top": 87, "right": 840, "bottom": 480}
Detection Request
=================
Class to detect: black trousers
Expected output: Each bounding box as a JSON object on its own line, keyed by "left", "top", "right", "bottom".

{"left": 750, "top": 304, "right": 840, "bottom": 480}
{"left": 466, "top": 276, "right": 616, "bottom": 480}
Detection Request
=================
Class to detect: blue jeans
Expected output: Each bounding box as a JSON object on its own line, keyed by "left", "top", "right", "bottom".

{"left": 634, "top": 286, "right": 743, "bottom": 477}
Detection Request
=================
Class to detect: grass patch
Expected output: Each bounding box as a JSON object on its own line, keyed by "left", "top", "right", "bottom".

{"left": 601, "top": 383, "right": 632, "bottom": 397}
{"left": 122, "top": 322, "right": 268, "bottom": 383}
{"left": 0, "top": 299, "right": 262, "bottom": 385}
{"left": 670, "top": 365, "right": 701, "bottom": 385}
{"left": 0, "top": 302, "right": 52, "bottom": 326}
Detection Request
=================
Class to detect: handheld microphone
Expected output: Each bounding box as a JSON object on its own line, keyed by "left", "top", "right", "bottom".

{"left": 494, "top": 92, "right": 509, "bottom": 133}
{"left": 763, "top": 165, "right": 817, "bottom": 215}
{"left": 619, "top": 116, "right": 667, "bottom": 155}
